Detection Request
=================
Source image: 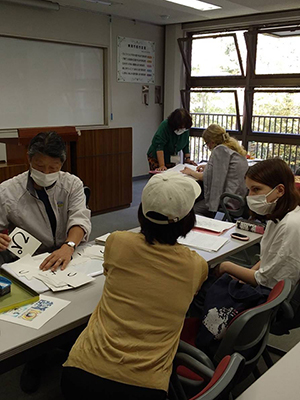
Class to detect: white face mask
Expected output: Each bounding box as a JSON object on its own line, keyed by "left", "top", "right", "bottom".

{"left": 30, "top": 167, "right": 59, "bottom": 188}
{"left": 174, "top": 128, "right": 187, "bottom": 136}
{"left": 246, "top": 186, "right": 279, "bottom": 215}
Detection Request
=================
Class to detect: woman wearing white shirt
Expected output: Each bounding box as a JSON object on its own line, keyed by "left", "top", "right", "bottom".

{"left": 218, "top": 158, "right": 300, "bottom": 288}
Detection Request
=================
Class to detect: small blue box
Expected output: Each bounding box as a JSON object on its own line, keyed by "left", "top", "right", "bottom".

{"left": 0, "top": 276, "right": 12, "bottom": 296}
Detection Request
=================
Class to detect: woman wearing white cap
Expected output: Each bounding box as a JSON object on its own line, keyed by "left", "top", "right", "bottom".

{"left": 62, "top": 173, "right": 208, "bottom": 400}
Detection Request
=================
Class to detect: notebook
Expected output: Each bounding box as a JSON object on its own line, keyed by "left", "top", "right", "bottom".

{"left": 194, "top": 215, "right": 235, "bottom": 234}
{"left": 178, "top": 230, "right": 229, "bottom": 252}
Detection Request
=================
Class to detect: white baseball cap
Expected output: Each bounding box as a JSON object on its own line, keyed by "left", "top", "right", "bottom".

{"left": 142, "top": 172, "right": 201, "bottom": 225}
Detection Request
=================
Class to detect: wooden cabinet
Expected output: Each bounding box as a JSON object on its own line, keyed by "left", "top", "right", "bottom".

{"left": 0, "top": 127, "right": 78, "bottom": 180}
{"left": 76, "top": 128, "right": 132, "bottom": 214}
{"left": 0, "top": 127, "right": 132, "bottom": 215}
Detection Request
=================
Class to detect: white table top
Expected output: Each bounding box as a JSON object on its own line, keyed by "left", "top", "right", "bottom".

{"left": 237, "top": 341, "right": 300, "bottom": 400}
{"left": 194, "top": 226, "right": 261, "bottom": 265}
{"left": 0, "top": 274, "right": 105, "bottom": 364}
{"left": 0, "top": 227, "right": 261, "bottom": 367}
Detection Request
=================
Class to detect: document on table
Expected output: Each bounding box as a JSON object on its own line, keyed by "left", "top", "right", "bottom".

{"left": 4, "top": 254, "right": 94, "bottom": 291}
{"left": 178, "top": 230, "right": 229, "bottom": 252}
{"left": 0, "top": 245, "right": 104, "bottom": 293}
{"left": 0, "top": 295, "right": 70, "bottom": 329}
{"left": 164, "top": 164, "right": 198, "bottom": 180}
{"left": 95, "top": 233, "right": 111, "bottom": 245}
{"left": 194, "top": 215, "right": 235, "bottom": 233}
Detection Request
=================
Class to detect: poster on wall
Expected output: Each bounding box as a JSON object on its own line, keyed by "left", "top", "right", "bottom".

{"left": 117, "top": 37, "right": 155, "bottom": 84}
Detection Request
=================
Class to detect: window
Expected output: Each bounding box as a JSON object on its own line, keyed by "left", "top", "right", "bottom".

{"left": 183, "top": 25, "right": 300, "bottom": 169}
{"left": 256, "top": 29, "right": 300, "bottom": 75}
{"left": 191, "top": 33, "right": 246, "bottom": 76}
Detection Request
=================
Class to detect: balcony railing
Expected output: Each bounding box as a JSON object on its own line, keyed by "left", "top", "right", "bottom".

{"left": 191, "top": 112, "right": 300, "bottom": 134}
{"left": 190, "top": 112, "right": 300, "bottom": 171}
{"left": 192, "top": 112, "right": 240, "bottom": 131}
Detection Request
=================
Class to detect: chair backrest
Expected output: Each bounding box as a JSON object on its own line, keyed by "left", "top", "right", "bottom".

{"left": 192, "top": 353, "right": 245, "bottom": 400}
{"left": 214, "top": 279, "right": 291, "bottom": 378}
{"left": 219, "top": 192, "right": 248, "bottom": 222}
{"left": 83, "top": 185, "right": 91, "bottom": 206}
{"left": 170, "top": 353, "right": 245, "bottom": 400}
{"left": 270, "top": 279, "right": 300, "bottom": 335}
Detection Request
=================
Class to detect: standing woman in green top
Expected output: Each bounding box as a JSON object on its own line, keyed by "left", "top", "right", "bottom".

{"left": 147, "top": 108, "right": 197, "bottom": 171}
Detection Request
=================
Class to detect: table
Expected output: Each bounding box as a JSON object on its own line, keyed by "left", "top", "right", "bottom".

{"left": 194, "top": 226, "right": 261, "bottom": 266}
{"left": 236, "top": 341, "right": 300, "bottom": 400}
{"left": 0, "top": 274, "right": 105, "bottom": 373}
{"left": 0, "top": 227, "right": 261, "bottom": 373}
{"left": 129, "top": 226, "right": 262, "bottom": 266}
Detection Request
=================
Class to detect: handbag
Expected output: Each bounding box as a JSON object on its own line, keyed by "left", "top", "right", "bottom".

{"left": 195, "top": 273, "right": 270, "bottom": 356}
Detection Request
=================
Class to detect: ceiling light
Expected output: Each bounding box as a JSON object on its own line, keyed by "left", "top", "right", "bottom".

{"left": 84, "top": 0, "right": 112, "bottom": 5}
{"left": 166, "top": 0, "right": 220, "bottom": 11}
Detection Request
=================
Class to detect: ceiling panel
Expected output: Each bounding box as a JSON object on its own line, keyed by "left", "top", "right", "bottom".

{"left": 57, "top": 0, "right": 300, "bottom": 25}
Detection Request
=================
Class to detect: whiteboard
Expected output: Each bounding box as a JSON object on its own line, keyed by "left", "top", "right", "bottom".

{"left": 0, "top": 36, "right": 104, "bottom": 129}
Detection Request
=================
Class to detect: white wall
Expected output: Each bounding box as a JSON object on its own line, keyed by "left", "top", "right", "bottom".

{"left": 0, "top": 3, "right": 165, "bottom": 176}
{"left": 109, "top": 17, "right": 165, "bottom": 176}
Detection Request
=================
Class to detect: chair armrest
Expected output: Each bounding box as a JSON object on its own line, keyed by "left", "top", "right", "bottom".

{"left": 279, "top": 300, "right": 295, "bottom": 320}
{"left": 178, "top": 340, "right": 215, "bottom": 370}
{"left": 174, "top": 353, "right": 214, "bottom": 381}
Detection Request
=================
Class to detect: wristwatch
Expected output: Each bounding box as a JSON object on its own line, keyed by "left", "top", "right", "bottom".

{"left": 64, "top": 241, "right": 76, "bottom": 250}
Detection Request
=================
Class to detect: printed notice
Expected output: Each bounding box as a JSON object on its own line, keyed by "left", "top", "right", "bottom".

{"left": 117, "top": 36, "right": 155, "bottom": 84}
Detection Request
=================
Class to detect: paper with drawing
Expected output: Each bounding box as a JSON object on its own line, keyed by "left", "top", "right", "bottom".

{"left": 0, "top": 295, "right": 70, "bottom": 329}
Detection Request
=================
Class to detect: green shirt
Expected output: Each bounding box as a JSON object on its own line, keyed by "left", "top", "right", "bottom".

{"left": 147, "top": 119, "right": 190, "bottom": 164}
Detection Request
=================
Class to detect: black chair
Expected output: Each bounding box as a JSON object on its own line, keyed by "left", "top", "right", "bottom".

{"left": 83, "top": 185, "right": 91, "bottom": 206}
{"left": 169, "top": 352, "right": 245, "bottom": 400}
{"left": 295, "top": 167, "right": 300, "bottom": 176}
{"left": 219, "top": 192, "right": 248, "bottom": 223}
{"left": 179, "top": 279, "right": 291, "bottom": 393}
{"left": 263, "top": 280, "right": 300, "bottom": 367}
{"left": 218, "top": 192, "right": 254, "bottom": 265}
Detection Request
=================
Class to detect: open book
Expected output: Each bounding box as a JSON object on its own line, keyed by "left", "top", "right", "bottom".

{"left": 194, "top": 215, "right": 235, "bottom": 234}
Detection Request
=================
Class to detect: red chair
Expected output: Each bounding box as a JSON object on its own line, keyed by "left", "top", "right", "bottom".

{"left": 178, "top": 279, "right": 291, "bottom": 395}
{"left": 169, "top": 352, "right": 245, "bottom": 400}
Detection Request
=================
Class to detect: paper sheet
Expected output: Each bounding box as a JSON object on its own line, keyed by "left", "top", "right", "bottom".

{"left": 95, "top": 233, "right": 111, "bottom": 245}
{"left": 1, "top": 245, "right": 103, "bottom": 293}
{"left": 194, "top": 215, "right": 235, "bottom": 233}
{"left": 178, "top": 230, "right": 228, "bottom": 252}
{"left": 8, "top": 228, "right": 42, "bottom": 258}
{"left": 0, "top": 295, "right": 70, "bottom": 329}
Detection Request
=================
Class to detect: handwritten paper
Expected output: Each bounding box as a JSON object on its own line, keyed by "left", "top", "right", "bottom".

{"left": 178, "top": 230, "right": 228, "bottom": 252}
{"left": 8, "top": 228, "right": 41, "bottom": 258}
{"left": 4, "top": 253, "right": 94, "bottom": 291}
{"left": 194, "top": 215, "right": 235, "bottom": 233}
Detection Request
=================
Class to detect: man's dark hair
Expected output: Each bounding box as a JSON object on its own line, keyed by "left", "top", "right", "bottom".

{"left": 28, "top": 131, "right": 66, "bottom": 163}
{"left": 246, "top": 158, "right": 300, "bottom": 222}
{"left": 138, "top": 203, "right": 195, "bottom": 245}
{"left": 168, "top": 108, "right": 193, "bottom": 131}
